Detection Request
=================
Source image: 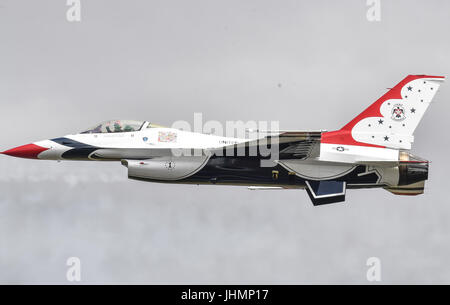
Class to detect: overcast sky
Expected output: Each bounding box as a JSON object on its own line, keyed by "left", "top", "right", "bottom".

{"left": 1, "top": 0, "right": 449, "bottom": 284}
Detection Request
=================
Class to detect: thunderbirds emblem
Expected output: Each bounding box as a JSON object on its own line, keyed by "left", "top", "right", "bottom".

{"left": 391, "top": 104, "right": 406, "bottom": 121}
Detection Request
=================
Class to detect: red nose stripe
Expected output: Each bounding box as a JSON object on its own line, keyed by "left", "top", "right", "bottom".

{"left": 1, "top": 144, "right": 49, "bottom": 159}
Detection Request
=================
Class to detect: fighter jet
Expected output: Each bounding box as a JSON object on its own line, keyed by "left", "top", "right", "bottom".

{"left": 1, "top": 75, "right": 445, "bottom": 205}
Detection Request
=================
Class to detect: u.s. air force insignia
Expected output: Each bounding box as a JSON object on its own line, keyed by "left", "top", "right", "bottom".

{"left": 333, "top": 146, "right": 348, "bottom": 152}
{"left": 391, "top": 104, "right": 406, "bottom": 121}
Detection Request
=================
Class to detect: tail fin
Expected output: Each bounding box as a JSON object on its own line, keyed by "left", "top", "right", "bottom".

{"left": 322, "top": 75, "right": 445, "bottom": 149}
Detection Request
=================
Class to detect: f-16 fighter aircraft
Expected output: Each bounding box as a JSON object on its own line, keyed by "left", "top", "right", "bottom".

{"left": 1, "top": 75, "right": 445, "bottom": 205}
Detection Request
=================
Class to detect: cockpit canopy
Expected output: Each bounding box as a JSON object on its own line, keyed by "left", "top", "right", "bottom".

{"left": 81, "top": 120, "right": 145, "bottom": 134}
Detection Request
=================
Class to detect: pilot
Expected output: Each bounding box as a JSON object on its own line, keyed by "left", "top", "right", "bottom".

{"left": 123, "top": 125, "right": 134, "bottom": 132}
{"left": 113, "top": 122, "right": 123, "bottom": 132}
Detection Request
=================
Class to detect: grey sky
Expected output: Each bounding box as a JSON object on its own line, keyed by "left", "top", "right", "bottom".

{"left": 0, "top": 0, "right": 449, "bottom": 283}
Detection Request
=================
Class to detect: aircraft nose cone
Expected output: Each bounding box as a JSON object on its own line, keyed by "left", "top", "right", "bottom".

{"left": 1, "top": 143, "right": 49, "bottom": 159}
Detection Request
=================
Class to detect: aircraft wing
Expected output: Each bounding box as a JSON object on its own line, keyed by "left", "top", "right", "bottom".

{"left": 210, "top": 131, "right": 323, "bottom": 160}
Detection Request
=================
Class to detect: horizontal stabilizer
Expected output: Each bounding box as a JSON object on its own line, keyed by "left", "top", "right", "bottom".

{"left": 305, "top": 180, "right": 346, "bottom": 206}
